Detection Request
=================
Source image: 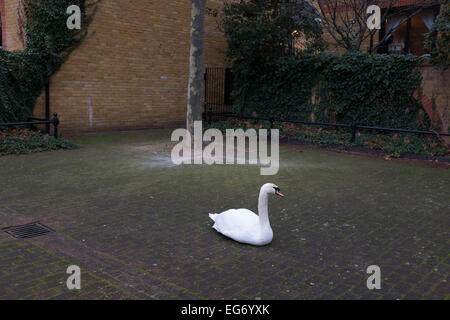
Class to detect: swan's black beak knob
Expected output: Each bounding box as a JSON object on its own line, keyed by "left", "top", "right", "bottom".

{"left": 274, "top": 187, "right": 284, "bottom": 197}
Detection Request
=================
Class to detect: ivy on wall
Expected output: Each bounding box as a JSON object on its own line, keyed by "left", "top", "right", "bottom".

{"left": 233, "top": 52, "right": 431, "bottom": 130}
{"left": 0, "top": 0, "right": 97, "bottom": 123}
{"left": 219, "top": 0, "right": 432, "bottom": 130}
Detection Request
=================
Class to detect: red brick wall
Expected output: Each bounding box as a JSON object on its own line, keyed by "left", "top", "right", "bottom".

{"left": 419, "top": 64, "right": 449, "bottom": 138}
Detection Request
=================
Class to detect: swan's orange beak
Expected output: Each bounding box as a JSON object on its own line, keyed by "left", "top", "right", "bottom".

{"left": 276, "top": 191, "right": 285, "bottom": 197}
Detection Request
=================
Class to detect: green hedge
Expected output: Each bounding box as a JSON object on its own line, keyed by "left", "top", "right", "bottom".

{"left": 232, "top": 52, "right": 431, "bottom": 130}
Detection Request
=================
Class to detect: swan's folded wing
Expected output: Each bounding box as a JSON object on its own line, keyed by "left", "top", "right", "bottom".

{"left": 213, "top": 209, "right": 259, "bottom": 237}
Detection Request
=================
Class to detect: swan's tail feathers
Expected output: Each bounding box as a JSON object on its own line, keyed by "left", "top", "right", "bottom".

{"left": 209, "top": 213, "right": 218, "bottom": 222}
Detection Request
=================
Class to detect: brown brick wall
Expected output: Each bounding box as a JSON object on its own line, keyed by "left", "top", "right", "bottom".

{"left": 30, "top": 0, "right": 229, "bottom": 135}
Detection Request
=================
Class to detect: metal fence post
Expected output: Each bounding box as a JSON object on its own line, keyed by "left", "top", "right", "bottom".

{"left": 45, "top": 82, "right": 50, "bottom": 134}
{"left": 351, "top": 116, "right": 357, "bottom": 143}
{"left": 269, "top": 116, "right": 275, "bottom": 138}
{"left": 208, "top": 106, "right": 213, "bottom": 125}
{"left": 52, "top": 113, "right": 59, "bottom": 139}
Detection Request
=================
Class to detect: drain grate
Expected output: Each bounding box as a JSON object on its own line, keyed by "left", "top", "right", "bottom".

{"left": 3, "top": 222, "right": 55, "bottom": 239}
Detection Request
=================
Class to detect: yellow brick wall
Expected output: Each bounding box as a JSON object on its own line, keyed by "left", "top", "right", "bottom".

{"left": 30, "top": 0, "right": 229, "bottom": 135}
{"left": 2, "top": 0, "right": 24, "bottom": 50}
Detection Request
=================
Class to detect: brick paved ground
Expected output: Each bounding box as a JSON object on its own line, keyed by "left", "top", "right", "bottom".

{"left": 0, "top": 129, "right": 448, "bottom": 300}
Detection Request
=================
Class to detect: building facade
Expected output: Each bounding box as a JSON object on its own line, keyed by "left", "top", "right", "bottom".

{"left": 1, "top": 0, "right": 448, "bottom": 134}
{"left": 1, "top": 0, "right": 229, "bottom": 134}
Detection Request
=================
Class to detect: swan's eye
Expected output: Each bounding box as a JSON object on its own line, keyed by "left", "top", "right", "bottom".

{"left": 274, "top": 187, "right": 280, "bottom": 192}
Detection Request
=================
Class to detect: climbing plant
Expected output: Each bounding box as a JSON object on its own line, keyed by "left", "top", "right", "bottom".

{"left": 424, "top": 0, "right": 449, "bottom": 70}
{"left": 0, "top": 0, "right": 98, "bottom": 123}
{"left": 217, "top": 0, "right": 325, "bottom": 119}
{"left": 218, "top": 1, "right": 432, "bottom": 130}
{"left": 230, "top": 52, "right": 430, "bottom": 130}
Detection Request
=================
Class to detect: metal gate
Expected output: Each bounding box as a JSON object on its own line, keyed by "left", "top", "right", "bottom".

{"left": 204, "top": 67, "right": 233, "bottom": 117}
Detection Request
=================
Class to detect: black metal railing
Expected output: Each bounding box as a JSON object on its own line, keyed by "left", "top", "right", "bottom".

{"left": 203, "top": 108, "right": 450, "bottom": 143}
{"left": 0, "top": 113, "right": 60, "bottom": 138}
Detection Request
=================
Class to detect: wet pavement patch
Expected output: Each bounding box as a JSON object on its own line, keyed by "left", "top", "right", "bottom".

{"left": 0, "top": 129, "right": 448, "bottom": 300}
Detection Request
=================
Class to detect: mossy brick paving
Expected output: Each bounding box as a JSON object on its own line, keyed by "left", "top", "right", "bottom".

{"left": 0, "top": 129, "right": 448, "bottom": 300}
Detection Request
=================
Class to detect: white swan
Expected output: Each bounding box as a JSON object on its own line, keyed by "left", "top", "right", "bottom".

{"left": 209, "top": 183, "right": 284, "bottom": 246}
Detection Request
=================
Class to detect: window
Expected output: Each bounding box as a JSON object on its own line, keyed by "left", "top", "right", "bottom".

{"left": 383, "top": 5, "right": 440, "bottom": 56}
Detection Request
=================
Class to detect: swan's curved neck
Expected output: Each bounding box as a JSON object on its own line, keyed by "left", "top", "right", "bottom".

{"left": 258, "top": 190, "right": 270, "bottom": 229}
